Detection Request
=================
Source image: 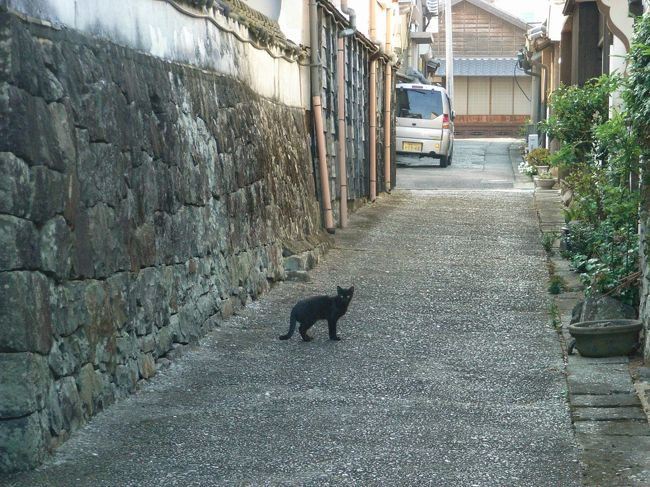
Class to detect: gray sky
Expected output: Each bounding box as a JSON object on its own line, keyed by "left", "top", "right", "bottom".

{"left": 493, "top": 0, "right": 548, "bottom": 22}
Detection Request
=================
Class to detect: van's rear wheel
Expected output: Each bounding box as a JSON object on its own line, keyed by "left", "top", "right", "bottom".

{"left": 439, "top": 155, "right": 448, "bottom": 168}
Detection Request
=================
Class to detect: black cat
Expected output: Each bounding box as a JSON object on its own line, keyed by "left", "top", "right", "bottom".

{"left": 279, "top": 286, "right": 355, "bottom": 341}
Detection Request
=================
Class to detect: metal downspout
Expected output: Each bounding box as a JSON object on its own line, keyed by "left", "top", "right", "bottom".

{"left": 337, "top": 37, "right": 349, "bottom": 228}
{"left": 309, "top": 0, "right": 335, "bottom": 232}
{"left": 531, "top": 54, "right": 549, "bottom": 126}
{"left": 383, "top": 6, "right": 393, "bottom": 192}
{"left": 336, "top": 0, "right": 355, "bottom": 227}
{"left": 369, "top": 0, "right": 377, "bottom": 202}
{"left": 527, "top": 53, "right": 549, "bottom": 139}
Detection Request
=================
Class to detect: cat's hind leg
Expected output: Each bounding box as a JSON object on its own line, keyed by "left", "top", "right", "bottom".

{"left": 299, "top": 320, "right": 315, "bottom": 342}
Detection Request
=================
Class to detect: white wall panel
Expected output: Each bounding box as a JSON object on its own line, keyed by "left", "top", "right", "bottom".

{"left": 454, "top": 77, "right": 468, "bottom": 115}
{"left": 467, "top": 77, "right": 490, "bottom": 115}
{"left": 490, "top": 78, "right": 514, "bottom": 115}
{"left": 513, "top": 76, "right": 533, "bottom": 115}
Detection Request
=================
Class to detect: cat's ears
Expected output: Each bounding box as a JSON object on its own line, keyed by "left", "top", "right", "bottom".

{"left": 337, "top": 285, "right": 354, "bottom": 294}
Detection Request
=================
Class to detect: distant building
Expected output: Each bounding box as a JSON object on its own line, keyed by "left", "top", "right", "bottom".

{"left": 432, "top": 0, "right": 532, "bottom": 137}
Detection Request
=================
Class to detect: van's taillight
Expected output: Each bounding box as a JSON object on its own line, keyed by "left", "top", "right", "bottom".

{"left": 442, "top": 114, "right": 450, "bottom": 129}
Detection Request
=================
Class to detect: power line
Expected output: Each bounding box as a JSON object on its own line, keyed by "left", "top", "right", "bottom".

{"left": 513, "top": 62, "right": 531, "bottom": 101}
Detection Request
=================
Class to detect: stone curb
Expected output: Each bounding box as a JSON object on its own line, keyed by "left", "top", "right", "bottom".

{"left": 527, "top": 156, "right": 650, "bottom": 483}
{"left": 283, "top": 239, "right": 332, "bottom": 281}
{"left": 508, "top": 142, "right": 535, "bottom": 190}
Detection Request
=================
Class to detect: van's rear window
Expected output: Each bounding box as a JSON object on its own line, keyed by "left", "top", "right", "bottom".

{"left": 396, "top": 89, "right": 443, "bottom": 119}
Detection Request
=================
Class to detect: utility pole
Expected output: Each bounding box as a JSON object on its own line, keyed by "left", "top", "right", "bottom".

{"left": 444, "top": 0, "right": 453, "bottom": 101}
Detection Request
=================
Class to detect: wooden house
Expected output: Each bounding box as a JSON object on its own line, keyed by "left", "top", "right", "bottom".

{"left": 432, "top": 0, "right": 532, "bottom": 137}
{"left": 527, "top": 0, "right": 635, "bottom": 148}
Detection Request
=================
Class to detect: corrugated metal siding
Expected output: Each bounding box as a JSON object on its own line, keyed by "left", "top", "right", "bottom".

{"left": 344, "top": 34, "right": 369, "bottom": 200}
{"left": 375, "top": 60, "right": 388, "bottom": 194}
{"left": 375, "top": 61, "right": 396, "bottom": 194}
{"left": 320, "top": 9, "right": 338, "bottom": 220}
{"left": 311, "top": 6, "right": 394, "bottom": 219}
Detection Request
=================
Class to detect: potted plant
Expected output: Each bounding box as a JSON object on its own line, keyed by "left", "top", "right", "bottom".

{"left": 568, "top": 319, "right": 642, "bottom": 357}
{"left": 525, "top": 147, "right": 550, "bottom": 173}
{"left": 534, "top": 170, "right": 556, "bottom": 189}
{"left": 518, "top": 161, "right": 537, "bottom": 177}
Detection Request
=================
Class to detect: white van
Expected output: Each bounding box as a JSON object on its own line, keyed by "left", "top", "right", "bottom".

{"left": 395, "top": 83, "right": 455, "bottom": 167}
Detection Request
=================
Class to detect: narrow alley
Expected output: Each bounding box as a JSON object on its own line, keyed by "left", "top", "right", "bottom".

{"left": 4, "top": 140, "right": 583, "bottom": 486}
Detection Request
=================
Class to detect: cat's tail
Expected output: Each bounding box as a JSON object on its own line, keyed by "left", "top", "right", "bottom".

{"left": 278, "top": 312, "right": 297, "bottom": 340}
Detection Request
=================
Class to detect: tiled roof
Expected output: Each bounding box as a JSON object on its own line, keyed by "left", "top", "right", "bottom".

{"left": 437, "top": 58, "right": 530, "bottom": 77}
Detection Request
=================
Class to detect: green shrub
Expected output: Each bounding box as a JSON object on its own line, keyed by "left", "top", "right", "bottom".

{"left": 542, "top": 231, "right": 559, "bottom": 254}
{"left": 545, "top": 68, "right": 640, "bottom": 307}
{"left": 534, "top": 29, "right": 647, "bottom": 305}
{"left": 525, "top": 147, "right": 550, "bottom": 167}
{"left": 592, "top": 112, "right": 641, "bottom": 190}
{"left": 539, "top": 75, "right": 619, "bottom": 167}
{"left": 548, "top": 275, "right": 566, "bottom": 295}
{"left": 622, "top": 13, "right": 650, "bottom": 155}
{"left": 548, "top": 301, "right": 561, "bottom": 329}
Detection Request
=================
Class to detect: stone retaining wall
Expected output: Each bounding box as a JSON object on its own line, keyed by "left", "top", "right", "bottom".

{"left": 641, "top": 156, "right": 650, "bottom": 364}
{"left": 0, "top": 10, "right": 325, "bottom": 471}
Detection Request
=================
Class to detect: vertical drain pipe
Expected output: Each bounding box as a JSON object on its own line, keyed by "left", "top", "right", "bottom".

{"left": 310, "top": 0, "right": 335, "bottom": 232}
{"left": 337, "top": 36, "right": 348, "bottom": 228}
{"left": 383, "top": 6, "right": 393, "bottom": 192}
{"left": 368, "top": 0, "right": 377, "bottom": 202}
{"left": 337, "top": 0, "right": 355, "bottom": 228}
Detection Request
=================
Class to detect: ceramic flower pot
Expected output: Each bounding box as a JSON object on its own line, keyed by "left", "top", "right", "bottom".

{"left": 568, "top": 319, "right": 642, "bottom": 357}
{"left": 534, "top": 176, "right": 556, "bottom": 189}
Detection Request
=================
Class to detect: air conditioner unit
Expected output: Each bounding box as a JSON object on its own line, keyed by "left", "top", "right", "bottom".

{"left": 409, "top": 31, "right": 434, "bottom": 44}
{"left": 527, "top": 24, "right": 547, "bottom": 41}
{"left": 426, "top": 0, "right": 439, "bottom": 16}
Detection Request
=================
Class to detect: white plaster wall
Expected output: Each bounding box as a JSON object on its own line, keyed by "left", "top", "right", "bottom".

{"left": 278, "top": 0, "right": 308, "bottom": 45}
{"left": 3, "top": 0, "right": 306, "bottom": 108}
{"left": 547, "top": 0, "right": 567, "bottom": 42}
{"left": 609, "top": 35, "right": 628, "bottom": 111}
{"left": 278, "top": 0, "right": 384, "bottom": 45}
{"left": 287, "top": 0, "right": 394, "bottom": 46}
{"left": 610, "top": 35, "right": 628, "bottom": 76}
{"left": 599, "top": 0, "right": 634, "bottom": 48}
{"left": 242, "top": 0, "right": 281, "bottom": 20}
{"left": 330, "top": 0, "right": 371, "bottom": 38}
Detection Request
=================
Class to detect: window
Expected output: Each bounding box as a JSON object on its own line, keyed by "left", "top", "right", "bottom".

{"left": 396, "top": 89, "right": 444, "bottom": 119}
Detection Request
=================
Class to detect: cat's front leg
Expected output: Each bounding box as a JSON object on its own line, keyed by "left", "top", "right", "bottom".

{"left": 328, "top": 319, "right": 341, "bottom": 341}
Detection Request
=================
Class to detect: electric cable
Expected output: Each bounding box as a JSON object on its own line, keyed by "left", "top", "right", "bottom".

{"left": 514, "top": 62, "right": 531, "bottom": 101}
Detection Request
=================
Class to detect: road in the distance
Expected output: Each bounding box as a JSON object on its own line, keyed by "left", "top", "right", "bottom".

{"left": 396, "top": 138, "right": 522, "bottom": 191}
